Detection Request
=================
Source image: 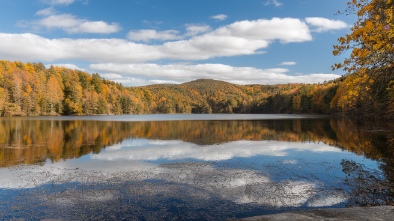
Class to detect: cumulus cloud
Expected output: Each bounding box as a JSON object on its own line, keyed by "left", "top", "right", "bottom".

{"left": 305, "top": 17, "right": 348, "bottom": 32}
{"left": 213, "top": 18, "right": 312, "bottom": 43}
{"left": 90, "top": 63, "right": 340, "bottom": 85}
{"left": 211, "top": 14, "right": 228, "bottom": 21}
{"left": 1, "top": 17, "right": 313, "bottom": 63}
{"left": 219, "top": 17, "right": 311, "bottom": 43}
{"left": 0, "top": 33, "right": 161, "bottom": 62}
{"left": 26, "top": 10, "right": 121, "bottom": 34}
{"left": 280, "top": 61, "right": 296, "bottom": 66}
{"left": 157, "top": 18, "right": 311, "bottom": 60}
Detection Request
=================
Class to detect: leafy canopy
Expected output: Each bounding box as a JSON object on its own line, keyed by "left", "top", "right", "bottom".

{"left": 333, "top": 0, "right": 394, "bottom": 76}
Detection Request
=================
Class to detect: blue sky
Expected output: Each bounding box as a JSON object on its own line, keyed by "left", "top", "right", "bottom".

{"left": 0, "top": 0, "right": 355, "bottom": 86}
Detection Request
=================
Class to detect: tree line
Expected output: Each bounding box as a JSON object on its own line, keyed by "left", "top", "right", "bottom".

{"left": 0, "top": 60, "right": 393, "bottom": 117}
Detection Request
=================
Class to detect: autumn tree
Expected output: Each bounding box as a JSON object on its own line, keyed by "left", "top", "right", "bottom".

{"left": 82, "top": 86, "right": 98, "bottom": 114}
{"left": 333, "top": 0, "right": 394, "bottom": 116}
{"left": 62, "top": 69, "right": 83, "bottom": 115}
{"left": 43, "top": 75, "right": 64, "bottom": 115}
{"left": 333, "top": 0, "right": 393, "bottom": 74}
{"left": 20, "top": 69, "right": 41, "bottom": 115}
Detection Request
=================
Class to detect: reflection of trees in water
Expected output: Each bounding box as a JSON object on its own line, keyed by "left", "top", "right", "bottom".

{"left": 341, "top": 160, "right": 394, "bottom": 206}
{"left": 0, "top": 117, "right": 392, "bottom": 167}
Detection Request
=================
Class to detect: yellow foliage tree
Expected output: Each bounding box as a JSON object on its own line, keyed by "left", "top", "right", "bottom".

{"left": 332, "top": 0, "right": 394, "bottom": 116}
{"left": 333, "top": 0, "right": 394, "bottom": 75}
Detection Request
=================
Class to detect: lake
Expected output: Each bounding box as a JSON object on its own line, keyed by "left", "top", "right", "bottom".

{"left": 0, "top": 114, "right": 393, "bottom": 220}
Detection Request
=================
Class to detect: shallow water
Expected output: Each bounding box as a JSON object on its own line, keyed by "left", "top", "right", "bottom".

{"left": 0, "top": 114, "right": 393, "bottom": 220}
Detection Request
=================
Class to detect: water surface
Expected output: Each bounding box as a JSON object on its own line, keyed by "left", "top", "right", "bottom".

{"left": 0, "top": 114, "right": 393, "bottom": 220}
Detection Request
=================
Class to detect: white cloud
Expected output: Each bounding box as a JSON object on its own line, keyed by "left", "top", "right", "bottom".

{"left": 70, "top": 21, "right": 121, "bottom": 34}
{"left": 161, "top": 36, "right": 268, "bottom": 60}
{"left": 35, "top": 7, "right": 56, "bottom": 16}
{"left": 42, "top": 0, "right": 75, "bottom": 5}
{"left": 28, "top": 7, "right": 121, "bottom": 34}
{"left": 0, "top": 17, "right": 313, "bottom": 63}
{"left": 38, "top": 14, "right": 78, "bottom": 29}
{"left": 217, "top": 17, "right": 311, "bottom": 43}
{"left": 0, "top": 33, "right": 161, "bottom": 63}
{"left": 280, "top": 61, "right": 296, "bottom": 66}
{"left": 265, "top": 0, "right": 282, "bottom": 7}
{"left": 28, "top": 12, "right": 121, "bottom": 34}
{"left": 305, "top": 17, "right": 348, "bottom": 33}
{"left": 211, "top": 14, "right": 228, "bottom": 21}
{"left": 157, "top": 18, "right": 311, "bottom": 60}
{"left": 90, "top": 63, "right": 340, "bottom": 85}
{"left": 127, "top": 29, "right": 181, "bottom": 42}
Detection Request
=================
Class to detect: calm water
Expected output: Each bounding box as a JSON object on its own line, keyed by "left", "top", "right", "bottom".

{"left": 0, "top": 114, "right": 393, "bottom": 220}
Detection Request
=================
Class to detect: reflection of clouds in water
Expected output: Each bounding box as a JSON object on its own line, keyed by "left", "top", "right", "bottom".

{"left": 105, "top": 143, "right": 123, "bottom": 151}
{"left": 0, "top": 160, "right": 347, "bottom": 208}
{"left": 93, "top": 139, "right": 341, "bottom": 161}
{"left": 307, "top": 187, "right": 348, "bottom": 207}
{"left": 0, "top": 140, "right": 347, "bottom": 213}
{"left": 308, "top": 193, "right": 348, "bottom": 207}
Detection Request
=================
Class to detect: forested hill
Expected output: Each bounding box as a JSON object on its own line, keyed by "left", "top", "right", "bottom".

{"left": 0, "top": 60, "right": 393, "bottom": 117}
{"left": 133, "top": 78, "right": 341, "bottom": 115}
